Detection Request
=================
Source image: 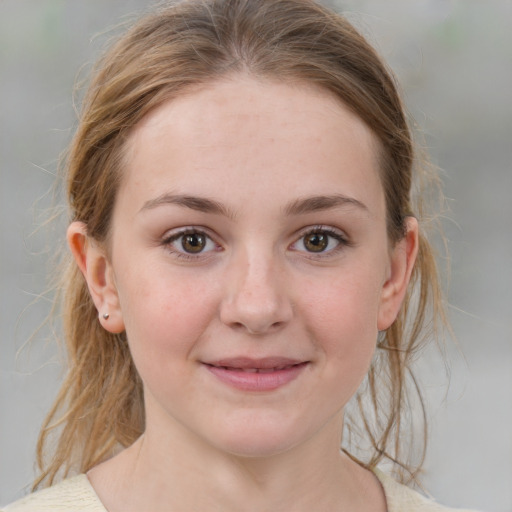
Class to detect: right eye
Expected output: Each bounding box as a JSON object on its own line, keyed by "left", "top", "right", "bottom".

{"left": 163, "top": 228, "right": 219, "bottom": 258}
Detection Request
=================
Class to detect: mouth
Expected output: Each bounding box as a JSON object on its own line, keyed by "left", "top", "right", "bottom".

{"left": 203, "top": 358, "right": 309, "bottom": 391}
{"left": 212, "top": 365, "right": 298, "bottom": 373}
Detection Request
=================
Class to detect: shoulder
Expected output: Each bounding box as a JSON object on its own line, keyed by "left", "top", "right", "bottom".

{"left": 374, "top": 469, "right": 480, "bottom": 512}
{"left": 374, "top": 469, "right": 479, "bottom": 512}
{"left": 1, "top": 475, "right": 106, "bottom": 512}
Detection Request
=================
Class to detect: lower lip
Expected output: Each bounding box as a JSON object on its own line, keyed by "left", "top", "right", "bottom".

{"left": 205, "top": 363, "right": 308, "bottom": 392}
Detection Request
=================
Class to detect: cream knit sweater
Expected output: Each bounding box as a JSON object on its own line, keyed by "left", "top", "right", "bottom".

{"left": 2, "top": 470, "right": 477, "bottom": 511}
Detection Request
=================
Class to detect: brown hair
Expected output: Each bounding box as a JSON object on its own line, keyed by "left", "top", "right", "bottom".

{"left": 36, "top": 0, "right": 447, "bottom": 488}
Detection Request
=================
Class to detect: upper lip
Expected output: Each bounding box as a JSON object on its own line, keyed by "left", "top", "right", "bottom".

{"left": 204, "top": 357, "right": 306, "bottom": 370}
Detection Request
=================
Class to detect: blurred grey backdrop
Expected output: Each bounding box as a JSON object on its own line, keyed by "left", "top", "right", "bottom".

{"left": 1, "top": 1, "right": 511, "bottom": 510}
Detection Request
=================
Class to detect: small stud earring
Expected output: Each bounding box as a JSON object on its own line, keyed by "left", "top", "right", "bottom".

{"left": 102, "top": 313, "right": 110, "bottom": 320}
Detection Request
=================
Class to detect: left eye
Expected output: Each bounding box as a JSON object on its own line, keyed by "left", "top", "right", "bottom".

{"left": 165, "top": 230, "right": 217, "bottom": 255}
{"left": 291, "top": 229, "right": 345, "bottom": 254}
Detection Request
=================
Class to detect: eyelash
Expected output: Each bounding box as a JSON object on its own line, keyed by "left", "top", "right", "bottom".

{"left": 161, "top": 225, "right": 351, "bottom": 261}
{"left": 290, "top": 225, "right": 351, "bottom": 258}
{"left": 161, "top": 227, "right": 220, "bottom": 261}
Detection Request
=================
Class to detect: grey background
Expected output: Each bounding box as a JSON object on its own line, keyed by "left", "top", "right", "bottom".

{"left": 1, "top": 1, "right": 511, "bottom": 510}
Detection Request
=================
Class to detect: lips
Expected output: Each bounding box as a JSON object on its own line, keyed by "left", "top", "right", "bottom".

{"left": 203, "top": 357, "right": 308, "bottom": 391}
{"left": 218, "top": 366, "right": 295, "bottom": 373}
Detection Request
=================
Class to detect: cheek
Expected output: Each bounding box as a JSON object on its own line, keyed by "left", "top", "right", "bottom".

{"left": 115, "top": 264, "right": 220, "bottom": 373}
{"left": 298, "top": 270, "right": 382, "bottom": 370}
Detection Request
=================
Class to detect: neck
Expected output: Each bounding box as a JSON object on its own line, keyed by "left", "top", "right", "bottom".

{"left": 88, "top": 414, "right": 385, "bottom": 512}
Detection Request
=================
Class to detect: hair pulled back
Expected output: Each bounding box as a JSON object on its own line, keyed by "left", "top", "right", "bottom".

{"left": 36, "top": 0, "right": 445, "bottom": 487}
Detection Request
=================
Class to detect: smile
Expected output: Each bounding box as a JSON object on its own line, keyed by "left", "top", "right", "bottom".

{"left": 203, "top": 358, "right": 309, "bottom": 392}
{"left": 216, "top": 365, "right": 297, "bottom": 373}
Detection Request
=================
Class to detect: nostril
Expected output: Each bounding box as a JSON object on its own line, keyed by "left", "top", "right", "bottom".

{"left": 245, "top": 320, "right": 286, "bottom": 336}
{"left": 219, "top": 272, "right": 293, "bottom": 334}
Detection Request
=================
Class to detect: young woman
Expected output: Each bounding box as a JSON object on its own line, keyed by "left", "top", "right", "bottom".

{"left": 3, "top": 0, "right": 478, "bottom": 510}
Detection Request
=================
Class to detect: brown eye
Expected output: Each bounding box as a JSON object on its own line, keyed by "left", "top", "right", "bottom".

{"left": 181, "top": 233, "right": 206, "bottom": 253}
{"left": 290, "top": 228, "right": 347, "bottom": 256}
{"left": 303, "top": 232, "right": 329, "bottom": 252}
{"left": 165, "top": 229, "right": 218, "bottom": 258}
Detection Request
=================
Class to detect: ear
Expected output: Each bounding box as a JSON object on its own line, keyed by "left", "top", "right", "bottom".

{"left": 67, "top": 221, "right": 125, "bottom": 334}
{"left": 377, "top": 217, "right": 419, "bottom": 331}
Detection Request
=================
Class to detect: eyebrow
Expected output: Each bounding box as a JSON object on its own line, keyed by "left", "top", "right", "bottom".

{"left": 140, "top": 193, "right": 236, "bottom": 219}
{"left": 284, "top": 194, "right": 369, "bottom": 216}
{"left": 139, "top": 192, "right": 368, "bottom": 218}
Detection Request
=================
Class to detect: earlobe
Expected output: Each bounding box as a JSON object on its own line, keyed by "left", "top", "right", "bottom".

{"left": 377, "top": 217, "right": 419, "bottom": 331}
{"left": 67, "top": 222, "right": 125, "bottom": 334}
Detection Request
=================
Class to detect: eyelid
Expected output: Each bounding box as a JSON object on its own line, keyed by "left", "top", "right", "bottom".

{"left": 161, "top": 226, "right": 222, "bottom": 259}
{"left": 289, "top": 225, "right": 351, "bottom": 256}
{"left": 159, "top": 224, "right": 350, "bottom": 260}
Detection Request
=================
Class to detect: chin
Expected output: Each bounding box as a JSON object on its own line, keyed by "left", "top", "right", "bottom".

{"left": 218, "top": 437, "right": 299, "bottom": 460}
{"left": 204, "top": 415, "right": 310, "bottom": 459}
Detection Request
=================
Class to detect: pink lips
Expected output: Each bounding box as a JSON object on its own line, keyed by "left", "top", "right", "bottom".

{"left": 203, "top": 357, "right": 308, "bottom": 392}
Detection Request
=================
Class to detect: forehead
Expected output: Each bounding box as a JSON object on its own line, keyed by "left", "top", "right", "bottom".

{"left": 120, "top": 76, "right": 384, "bottom": 216}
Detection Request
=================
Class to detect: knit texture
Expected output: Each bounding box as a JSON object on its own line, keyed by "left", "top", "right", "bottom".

{"left": 374, "top": 470, "right": 477, "bottom": 512}
{"left": 2, "top": 470, "right": 478, "bottom": 511}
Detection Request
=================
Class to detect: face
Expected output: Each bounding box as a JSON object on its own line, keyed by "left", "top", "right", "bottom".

{"left": 72, "top": 76, "right": 417, "bottom": 458}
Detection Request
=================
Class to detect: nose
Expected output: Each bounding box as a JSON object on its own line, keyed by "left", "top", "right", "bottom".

{"left": 219, "top": 249, "right": 293, "bottom": 335}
